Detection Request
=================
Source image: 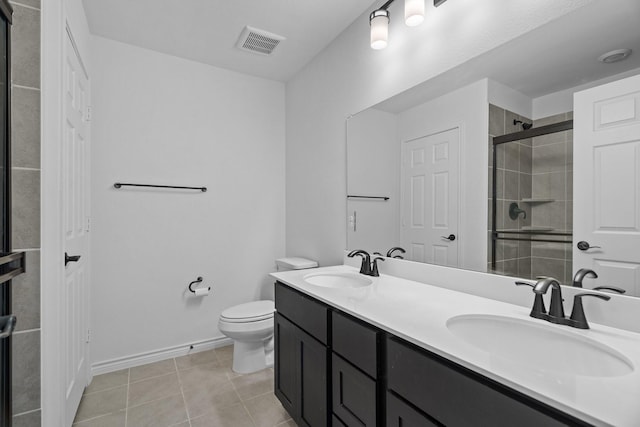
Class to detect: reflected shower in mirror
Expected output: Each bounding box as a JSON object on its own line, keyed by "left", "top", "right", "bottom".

{"left": 489, "top": 113, "right": 574, "bottom": 285}
{"left": 346, "top": 0, "right": 640, "bottom": 296}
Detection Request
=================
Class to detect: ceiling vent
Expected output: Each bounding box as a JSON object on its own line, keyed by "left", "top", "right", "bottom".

{"left": 236, "top": 26, "right": 285, "bottom": 56}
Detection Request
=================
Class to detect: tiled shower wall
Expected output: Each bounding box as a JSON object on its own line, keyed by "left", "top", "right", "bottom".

{"left": 488, "top": 104, "right": 533, "bottom": 277}
{"left": 10, "top": 1, "right": 41, "bottom": 426}
{"left": 488, "top": 105, "right": 573, "bottom": 284}
{"left": 530, "top": 112, "right": 573, "bottom": 284}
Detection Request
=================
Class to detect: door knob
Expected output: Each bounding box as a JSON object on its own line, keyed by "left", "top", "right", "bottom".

{"left": 441, "top": 234, "right": 456, "bottom": 241}
{"left": 65, "top": 252, "right": 81, "bottom": 266}
{"left": 577, "top": 241, "right": 601, "bottom": 251}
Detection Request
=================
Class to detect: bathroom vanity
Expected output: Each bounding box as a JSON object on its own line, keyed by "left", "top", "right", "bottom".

{"left": 271, "top": 265, "right": 640, "bottom": 427}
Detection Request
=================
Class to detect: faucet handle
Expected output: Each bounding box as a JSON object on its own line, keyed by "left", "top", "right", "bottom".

{"left": 372, "top": 257, "right": 385, "bottom": 277}
{"left": 569, "top": 292, "right": 611, "bottom": 329}
{"left": 593, "top": 285, "right": 626, "bottom": 294}
{"left": 515, "top": 281, "right": 547, "bottom": 319}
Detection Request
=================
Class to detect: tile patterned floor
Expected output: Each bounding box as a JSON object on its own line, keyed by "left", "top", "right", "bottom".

{"left": 73, "top": 345, "right": 297, "bottom": 427}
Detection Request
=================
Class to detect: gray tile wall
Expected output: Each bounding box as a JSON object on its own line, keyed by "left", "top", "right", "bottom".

{"left": 488, "top": 105, "right": 573, "bottom": 284}
{"left": 488, "top": 104, "right": 532, "bottom": 278}
{"left": 531, "top": 112, "right": 573, "bottom": 284}
{"left": 9, "top": 1, "right": 41, "bottom": 425}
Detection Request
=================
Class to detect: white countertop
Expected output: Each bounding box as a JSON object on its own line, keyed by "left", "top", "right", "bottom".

{"left": 270, "top": 265, "right": 640, "bottom": 427}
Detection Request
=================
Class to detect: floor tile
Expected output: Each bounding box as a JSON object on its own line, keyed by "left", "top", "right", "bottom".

{"left": 175, "top": 349, "right": 219, "bottom": 370}
{"left": 178, "top": 361, "right": 230, "bottom": 391}
{"left": 189, "top": 403, "right": 254, "bottom": 427}
{"left": 231, "top": 368, "right": 274, "bottom": 400}
{"left": 128, "top": 372, "right": 181, "bottom": 407}
{"left": 130, "top": 359, "right": 176, "bottom": 383}
{"left": 183, "top": 380, "right": 241, "bottom": 419}
{"left": 276, "top": 420, "right": 298, "bottom": 427}
{"left": 74, "top": 386, "right": 127, "bottom": 422}
{"left": 84, "top": 369, "right": 129, "bottom": 394}
{"left": 244, "top": 393, "right": 290, "bottom": 427}
{"left": 72, "top": 410, "right": 126, "bottom": 426}
{"left": 214, "top": 345, "right": 233, "bottom": 362}
{"left": 127, "top": 395, "right": 188, "bottom": 427}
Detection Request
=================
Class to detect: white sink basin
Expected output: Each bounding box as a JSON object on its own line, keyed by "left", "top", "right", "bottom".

{"left": 447, "top": 314, "right": 634, "bottom": 378}
{"left": 303, "top": 272, "right": 373, "bottom": 289}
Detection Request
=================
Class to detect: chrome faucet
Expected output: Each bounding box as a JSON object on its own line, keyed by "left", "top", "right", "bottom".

{"left": 532, "top": 278, "right": 565, "bottom": 321}
{"left": 572, "top": 268, "right": 597, "bottom": 287}
{"left": 573, "top": 268, "right": 626, "bottom": 294}
{"left": 386, "top": 247, "right": 406, "bottom": 258}
{"left": 348, "top": 250, "right": 372, "bottom": 275}
{"left": 517, "top": 277, "right": 611, "bottom": 329}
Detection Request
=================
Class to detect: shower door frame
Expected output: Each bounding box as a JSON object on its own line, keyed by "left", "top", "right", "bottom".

{"left": 490, "top": 119, "right": 574, "bottom": 271}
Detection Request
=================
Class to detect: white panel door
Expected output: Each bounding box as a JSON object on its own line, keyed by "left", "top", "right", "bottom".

{"left": 63, "top": 28, "right": 91, "bottom": 424}
{"left": 401, "top": 128, "right": 459, "bottom": 266}
{"left": 574, "top": 74, "right": 640, "bottom": 296}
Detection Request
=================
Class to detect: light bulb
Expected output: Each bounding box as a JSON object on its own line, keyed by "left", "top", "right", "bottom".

{"left": 370, "top": 9, "right": 389, "bottom": 50}
{"left": 405, "top": 0, "right": 424, "bottom": 27}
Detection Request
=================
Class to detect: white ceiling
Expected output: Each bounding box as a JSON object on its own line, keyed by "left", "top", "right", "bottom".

{"left": 376, "top": 0, "right": 640, "bottom": 113}
{"left": 82, "top": 0, "right": 378, "bottom": 82}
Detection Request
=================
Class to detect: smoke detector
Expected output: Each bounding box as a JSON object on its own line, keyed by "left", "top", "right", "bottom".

{"left": 236, "top": 26, "right": 285, "bottom": 56}
{"left": 598, "top": 48, "right": 632, "bottom": 64}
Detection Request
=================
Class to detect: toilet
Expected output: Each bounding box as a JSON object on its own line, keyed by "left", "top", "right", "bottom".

{"left": 218, "top": 257, "right": 318, "bottom": 374}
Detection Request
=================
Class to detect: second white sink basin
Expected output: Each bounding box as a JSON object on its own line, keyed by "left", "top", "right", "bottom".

{"left": 447, "top": 314, "right": 634, "bottom": 378}
{"left": 303, "top": 272, "right": 373, "bottom": 289}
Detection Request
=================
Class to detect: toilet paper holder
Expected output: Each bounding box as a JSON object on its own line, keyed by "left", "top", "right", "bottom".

{"left": 188, "top": 276, "right": 210, "bottom": 293}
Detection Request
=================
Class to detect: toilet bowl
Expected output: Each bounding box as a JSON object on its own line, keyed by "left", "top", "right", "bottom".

{"left": 218, "top": 300, "right": 275, "bottom": 374}
{"left": 218, "top": 257, "right": 318, "bottom": 374}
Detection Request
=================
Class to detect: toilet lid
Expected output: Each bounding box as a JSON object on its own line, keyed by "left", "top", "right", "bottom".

{"left": 220, "top": 300, "right": 275, "bottom": 323}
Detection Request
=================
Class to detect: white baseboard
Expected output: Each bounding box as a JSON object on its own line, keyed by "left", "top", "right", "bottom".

{"left": 91, "top": 336, "right": 233, "bottom": 376}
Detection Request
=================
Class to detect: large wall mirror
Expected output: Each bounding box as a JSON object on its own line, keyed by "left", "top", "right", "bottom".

{"left": 346, "top": 1, "right": 640, "bottom": 296}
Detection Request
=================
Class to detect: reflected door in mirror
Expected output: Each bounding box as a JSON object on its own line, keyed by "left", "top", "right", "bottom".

{"left": 574, "top": 74, "right": 640, "bottom": 297}
{"left": 401, "top": 128, "right": 459, "bottom": 266}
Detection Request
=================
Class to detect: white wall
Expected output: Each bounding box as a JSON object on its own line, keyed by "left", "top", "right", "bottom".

{"left": 397, "top": 80, "right": 489, "bottom": 271}
{"left": 346, "top": 108, "right": 399, "bottom": 254}
{"left": 285, "top": 0, "right": 593, "bottom": 266}
{"left": 90, "top": 36, "right": 285, "bottom": 365}
{"left": 532, "top": 67, "right": 640, "bottom": 119}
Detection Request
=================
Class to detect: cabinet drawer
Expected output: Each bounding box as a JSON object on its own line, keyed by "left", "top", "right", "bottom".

{"left": 332, "top": 311, "right": 378, "bottom": 378}
{"left": 275, "top": 282, "right": 328, "bottom": 344}
{"left": 332, "top": 354, "right": 377, "bottom": 427}
{"left": 387, "top": 337, "right": 573, "bottom": 427}
{"left": 386, "top": 392, "right": 438, "bottom": 427}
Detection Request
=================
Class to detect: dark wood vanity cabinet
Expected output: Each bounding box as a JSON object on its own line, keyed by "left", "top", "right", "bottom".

{"left": 331, "top": 311, "right": 380, "bottom": 426}
{"left": 387, "top": 337, "right": 588, "bottom": 427}
{"left": 274, "top": 281, "right": 590, "bottom": 427}
{"left": 274, "top": 284, "right": 329, "bottom": 427}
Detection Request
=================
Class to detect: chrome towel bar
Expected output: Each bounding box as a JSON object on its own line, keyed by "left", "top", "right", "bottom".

{"left": 114, "top": 182, "right": 207, "bottom": 192}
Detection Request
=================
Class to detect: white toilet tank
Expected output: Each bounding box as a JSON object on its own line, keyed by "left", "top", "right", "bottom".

{"left": 275, "top": 257, "right": 318, "bottom": 271}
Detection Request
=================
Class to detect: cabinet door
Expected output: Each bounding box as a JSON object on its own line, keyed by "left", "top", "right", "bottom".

{"left": 275, "top": 312, "right": 328, "bottom": 427}
{"left": 332, "top": 354, "right": 377, "bottom": 427}
{"left": 386, "top": 392, "right": 439, "bottom": 427}
{"left": 298, "top": 328, "right": 328, "bottom": 427}
{"left": 274, "top": 313, "right": 298, "bottom": 417}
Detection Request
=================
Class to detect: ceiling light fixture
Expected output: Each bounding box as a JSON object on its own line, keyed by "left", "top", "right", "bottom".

{"left": 597, "top": 48, "right": 632, "bottom": 64}
{"left": 370, "top": 0, "right": 447, "bottom": 50}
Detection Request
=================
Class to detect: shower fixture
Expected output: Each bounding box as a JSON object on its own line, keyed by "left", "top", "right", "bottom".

{"left": 513, "top": 119, "right": 533, "bottom": 130}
